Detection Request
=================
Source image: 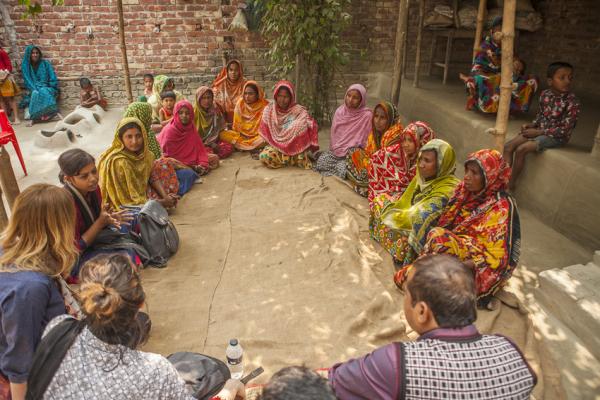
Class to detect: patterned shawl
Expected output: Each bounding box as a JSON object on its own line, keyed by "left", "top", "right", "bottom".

{"left": 124, "top": 102, "right": 162, "bottom": 160}
{"left": 98, "top": 117, "right": 154, "bottom": 209}
{"left": 158, "top": 100, "right": 209, "bottom": 168}
{"left": 380, "top": 139, "right": 460, "bottom": 255}
{"left": 368, "top": 121, "right": 436, "bottom": 204}
{"left": 471, "top": 36, "right": 501, "bottom": 75}
{"left": 232, "top": 81, "right": 269, "bottom": 139}
{"left": 212, "top": 60, "right": 247, "bottom": 122}
{"left": 330, "top": 84, "right": 373, "bottom": 157}
{"left": 364, "top": 101, "right": 403, "bottom": 156}
{"left": 193, "top": 86, "right": 226, "bottom": 146}
{"left": 20, "top": 45, "right": 59, "bottom": 120}
{"left": 436, "top": 149, "right": 520, "bottom": 296}
{"left": 259, "top": 80, "right": 319, "bottom": 156}
{"left": 147, "top": 75, "right": 183, "bottom": 118}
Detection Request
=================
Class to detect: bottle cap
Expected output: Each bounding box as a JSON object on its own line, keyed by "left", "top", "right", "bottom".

{"left": 229, "top": 338, "right": 238, "bottom": 346}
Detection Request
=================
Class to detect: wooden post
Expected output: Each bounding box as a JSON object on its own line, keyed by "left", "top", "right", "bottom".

{"left": 413, "top": 0, "right": 425, "bottom": 87}
{"left": 391, "top": 0, "right": 410, "bottom": 107}
{"left": 473, "top": 0, "right": 488, "bottom": 59}
{"left": 492, "top": 0, "right": 516, "bottom": 152}
{"left": 116, "top": 0, "right": 133, "bottom": 104}
{"left": 0, "top": 183, "right": 8, "bottom": 231}
{"left": 295, "top": 54, "right": 301, "bottom": 93}
{"left": 592, "top": 123, "right": 600, "bottom": 158}
{"left": 0, "top": 147, "right": 19, "bottom": 209}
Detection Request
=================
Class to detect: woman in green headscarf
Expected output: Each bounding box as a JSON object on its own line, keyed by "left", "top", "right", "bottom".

{"left": 369, "top": 139, "right": 460, "bottom": 266}
{"left": 147, "top": 75, "right": 183, "bottom": 121}
{"left": 124, "top": 102, "right": 162, "bottom": 160}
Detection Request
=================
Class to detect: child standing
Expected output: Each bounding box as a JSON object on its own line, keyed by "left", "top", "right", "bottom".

{"left": 158, "top": 91, "right": 176, "bottom": 126}
{"left": 0, "top": 46, "right": 21, "bottom": 124}
{"left": 79, "top": 77, "right": 107, "bottom": 110}
{"left": 143, "top": 73, "right": 153, "bottom": 98}
{"left": 503, "top": 61, "right": 581, "bottom": 190}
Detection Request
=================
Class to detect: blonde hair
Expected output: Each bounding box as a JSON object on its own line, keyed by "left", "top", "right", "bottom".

{"left": 0, "top": 183, "right": 78, "bottom": 276}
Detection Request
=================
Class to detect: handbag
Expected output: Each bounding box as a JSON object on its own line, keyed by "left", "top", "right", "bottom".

{"left": 167, "top": 352, "right": 230, "bottom": 400}
{"left": 138, "top": 200, "right": 179, "bottom": 267}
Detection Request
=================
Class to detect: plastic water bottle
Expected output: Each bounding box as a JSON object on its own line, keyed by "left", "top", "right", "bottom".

{"left": 226, "top": 338, "right": 244, "bottom": 379}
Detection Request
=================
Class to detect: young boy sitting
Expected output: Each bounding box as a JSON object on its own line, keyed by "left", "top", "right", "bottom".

{"left": 503, "top": 61, "right": 581, "bottom": 190}
{"left": 158, "top": 91, "right": 176, "bottom": 126}
{"left": 79, "top": 77, "right": 107, "bottom": 110}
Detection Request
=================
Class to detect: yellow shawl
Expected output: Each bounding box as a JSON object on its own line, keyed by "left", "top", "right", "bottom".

{"left": 98, "top": 117, "right": 155, "bottom": 209}
{"left": 232, "top": 81, "right": 269, "bottom": 139}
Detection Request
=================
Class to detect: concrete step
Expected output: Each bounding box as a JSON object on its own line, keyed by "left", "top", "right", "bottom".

{"left": 535, "top": 257, "right": 600, "bottom": 361}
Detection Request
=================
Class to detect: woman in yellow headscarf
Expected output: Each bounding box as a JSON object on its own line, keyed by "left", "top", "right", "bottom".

{"left": 98, "top": 117, "right": 179, "bottom": 209}
{"left": 220, "top": 81, "right": 269, "bottom": 155}
{"left": 370, "top": 139, "right": 460, "bottom": 267}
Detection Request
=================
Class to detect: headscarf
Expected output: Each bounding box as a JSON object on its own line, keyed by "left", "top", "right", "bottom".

{"left": 364, "top": 101, "right": 403, "bottom": 156}
{"left": 212, "top": 60, "right": 247, "bottom": 122}
{"left": 20, "top": 45, "right": 59, "bottom": 120}
{"left": 330, "top": 84, "right": 373, "bottom": 157}
{"left": 98, "top": 118, "right": 154, "bottom": 209}
{"left": 124, "top": 102, "right": 162, "bottom": 160}
{"left": 380, "top": 139, "right": 460, "bottom": 254}
{"left": 147, "top": 75, "right": 182, "bottom": 118}
{"left": 368, "top": 121, "right": 436, "bottom": 203}
{"left": 259, "top": 80, "right": 319, "bottom": 156}
{"left": 193, "top": 86, "right": 226, "bottom": 146}
{"left": 231, "top": 81, "right": 269, "bottom": 138}
{"left": 158, "top": 100, "right": 209, "bottom": 168}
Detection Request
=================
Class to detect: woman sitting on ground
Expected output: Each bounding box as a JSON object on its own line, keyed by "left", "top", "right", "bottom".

{"left": 194, "top": 86, "right": 234, "bottom": 159}
{"left": 158, "top": 100, "right": 219, "bottom": 175}
{"left": 370, "top": 139, "right": 460, "bottom": 266}
{"left": 0, "top": 45, "right": 21, "bottom": 124}
{"left": 98, "top": 117, "right": 180, "bottom": 210}
{"left": 220, "top": 81, "right": 269, "bottom": 155}
{"left": 19, "top": 45, "right": 60, "bottom": 126}
{"left": 368, "top": 121, "right": 436, "bottom": 205}
{"left": 147, "top": 75, "right": 183, "bottom": 122}
{"left": 32, "top": 253, "right": 245, "bottom": 400}
{"left": 423, "top": 149, "right": 520, "bottom": 308}
{"left": 314, "top": 84, "right": 372, "bottom": 178}
{"left": 346, "top": 101, "right": 403, "bottom": 196}
{"left": 212, "top": 59, "right": 247, "bottom": 125}
{"left": 0, "top": 184, "right": 81, "bottom": 399}
{"left": 259, "top": 80, "right": 319, "bottom": 169}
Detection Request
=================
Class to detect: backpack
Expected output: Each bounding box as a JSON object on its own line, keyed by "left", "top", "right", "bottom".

{"left": 138, "top": 200, "right": 179, "bottom": 267}
{"left": 167, "top": 352, "right": 230, "bottom": 400}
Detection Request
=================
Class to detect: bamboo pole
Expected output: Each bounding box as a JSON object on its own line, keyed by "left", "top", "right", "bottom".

{"left": 492, "top": 0, "right": 516, "bottom": 152}
{"left": 413, "top": 0, "right": 425, "bottom": 87}
{"left": 116, "top": 0, "right": 133, "bottom": 103}
{"left": 473, "top": 0, "right": 488, "bottom": 59}
{"left": 391, "top": 0, "right": 410, "bottom": 107}
{"left": 295, "top": 54, "right": 301, "bottom": 93}
{"left": 0, "top": 182, "right": 7, "bottom": 231}
{"left": 0, "top": 147, "right": 19, "bottom": 209}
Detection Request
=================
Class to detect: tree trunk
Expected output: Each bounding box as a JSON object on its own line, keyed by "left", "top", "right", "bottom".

{"left": 116, "top": 0, "right": 133, "bottom": 103}
{"left": 0, "top": 1, "right": 19, "bottom": 60}
{"left": 473, "top": 0, "right": 488, "bottom": 59}
{"left": 391, "top": 0, "right": 409, "bottom": 107}
{"left": 413, "top": 0, "right": 425, "bottom": 88}
{"left": 492, "top": 0, "right": 516, "bottom": 152}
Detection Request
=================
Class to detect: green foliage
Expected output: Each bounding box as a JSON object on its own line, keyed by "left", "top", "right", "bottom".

{"left": 18, "top": 0, "right": 64, "bottom": 19}
{"left": 250, "top": 0, "right": 352, "bottom": 122}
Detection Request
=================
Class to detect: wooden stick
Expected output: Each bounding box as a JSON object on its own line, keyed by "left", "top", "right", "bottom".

{"left": 117, "top": 0, "right": 133, "bottom": 104}
{"left": 0, "top": 147, "right": 19, "bottom": 210}
{"left": 413, "top": 0, "right": 425, "bottom": 88}
{"left": 0, "top": 182, "right": 8, "bottom": 231}
{"left": 473, "top": 0, "right": 488, "bottom": 59}
{"left": 295, "top": 54, "right": 301, "bottom": 93}
{"left": 391, "top": 0, "right": 410, "bottom": 107}
{"left": 493, "top": 0, "right": 516, "bottom": 152}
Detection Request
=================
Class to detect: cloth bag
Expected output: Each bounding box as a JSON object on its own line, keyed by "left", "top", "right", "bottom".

{"left": 138, "top": 200, "right": 179, "bottom": 267}
{"left": 167, "top": 352, "right": 231, "bottom": 400}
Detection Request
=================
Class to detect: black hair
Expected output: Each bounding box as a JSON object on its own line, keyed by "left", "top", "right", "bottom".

{"left": 261, "top": 366, "right": 336, "bottom": 400}
{"left": 547, "top": 61, "right": 574, "bottom": 78}
{"left": 407, "top": 254, "right": 477, "bottom": 328}
{"left": 276, "top": 86, "right": 292, "bottom": 97}
{"left": 118, "top": 121, "right": 142, "bottom": 139}
{"left": 245, "top": 83, "right": 259, "bottom": 95}
{"left": 143, "top": 73, "right": 154, "bottom": 80}
{"left": 58, "top": 148, "right": 95, "bottom": 183}
{"left": 79, "top": 77, "right": 92, "bottom": 88}
{"left": 160, "top": 91, "right": 176, "bottom": 100}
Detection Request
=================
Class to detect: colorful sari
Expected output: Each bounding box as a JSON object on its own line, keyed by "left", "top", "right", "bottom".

{"left": 212, "top": 60, "right": 247, "bottom": 124}
{"left": 370, "top": 139, "right": 460, "bottom": 265}
{"left": 19, "top": 45, "right": 59, "bottom": 121}
{"left": 423, "top": 149, "right": 520, "bottom": 303}
{"left": 259, "top": 80, "right": 319, "bottom": 169}
{"left": 367, "top": 121, "right": 436, "bottom": 205}
{"left": 147, "top": 75, "right": 183, "bottom": 120}
{"left": 0, "top": 49, "right": 20, "bottom": 98}
{"left": 124, "top": 102, "right": 162, "bottom": 160}
{"left": 346, "top": 101, "right": 403, "bottom": 196}
{"left": 465, "top": 36, "right": 538, "bottom": 113}
{"left": 220, "top": 81, "right": 269, "bottom": 151}
{"left": 314, "top": 84, "right": 373, "bottom": 178}
{"left": 193, "top": 86, "right": 233, "bottom": 159}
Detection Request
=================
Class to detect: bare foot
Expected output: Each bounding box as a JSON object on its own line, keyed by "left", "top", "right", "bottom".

{"left": 26, "top": 120, "right": 34, "bottom": 127}
{"left": 459, "top": 72, "right": 470, "bottom": 83}
{"left": 12, "top": 119, "right": 21, "bottom": 125}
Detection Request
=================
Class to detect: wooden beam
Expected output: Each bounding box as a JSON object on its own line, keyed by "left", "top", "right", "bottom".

{"left": 116, "top": 0, "right": 133, "bottom": 104}
{"left": 492, "top": 0, "right": 516, "bottom": 152}
{"left": 391, "top": 0, "right": 410, "bottom": 107}
{"left": 473, "top": 0, "right": 488, "bottom": 59}
{"left": 413, "top": 0, "right": 425, "bottom": 88}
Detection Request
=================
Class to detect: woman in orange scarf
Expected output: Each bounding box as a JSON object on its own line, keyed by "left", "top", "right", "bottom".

{"left": 212, "top": 59, "right": 247, "bottom": 125}
{"left": 220, "top": 81, "right": 269, "bottom": 153}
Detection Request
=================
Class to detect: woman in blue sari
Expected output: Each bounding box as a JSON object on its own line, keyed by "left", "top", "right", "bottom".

{"left": 20, "top": 45, "right": 60, "bottom": 126}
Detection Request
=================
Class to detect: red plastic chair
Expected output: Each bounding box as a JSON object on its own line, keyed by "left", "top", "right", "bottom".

{"left": 0, "top": 110, "right": 27, "bottom": 176}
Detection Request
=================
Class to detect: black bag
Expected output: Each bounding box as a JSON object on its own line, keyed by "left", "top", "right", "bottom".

{"left": 167, "top": 352, "right": 230, "bottom": 400}
{"left": 138, "top": 200, "right": 179, "bottom": 267}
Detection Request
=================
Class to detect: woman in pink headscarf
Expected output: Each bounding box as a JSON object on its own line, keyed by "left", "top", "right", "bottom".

{"left": 314, "top": 84, "right": 372, "bottom": 178}
{"left": 157, "top": 100, "right": 219, "bottom": 175}
{"left": 259, "top": 80, "right": 319, "bottom": 169}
